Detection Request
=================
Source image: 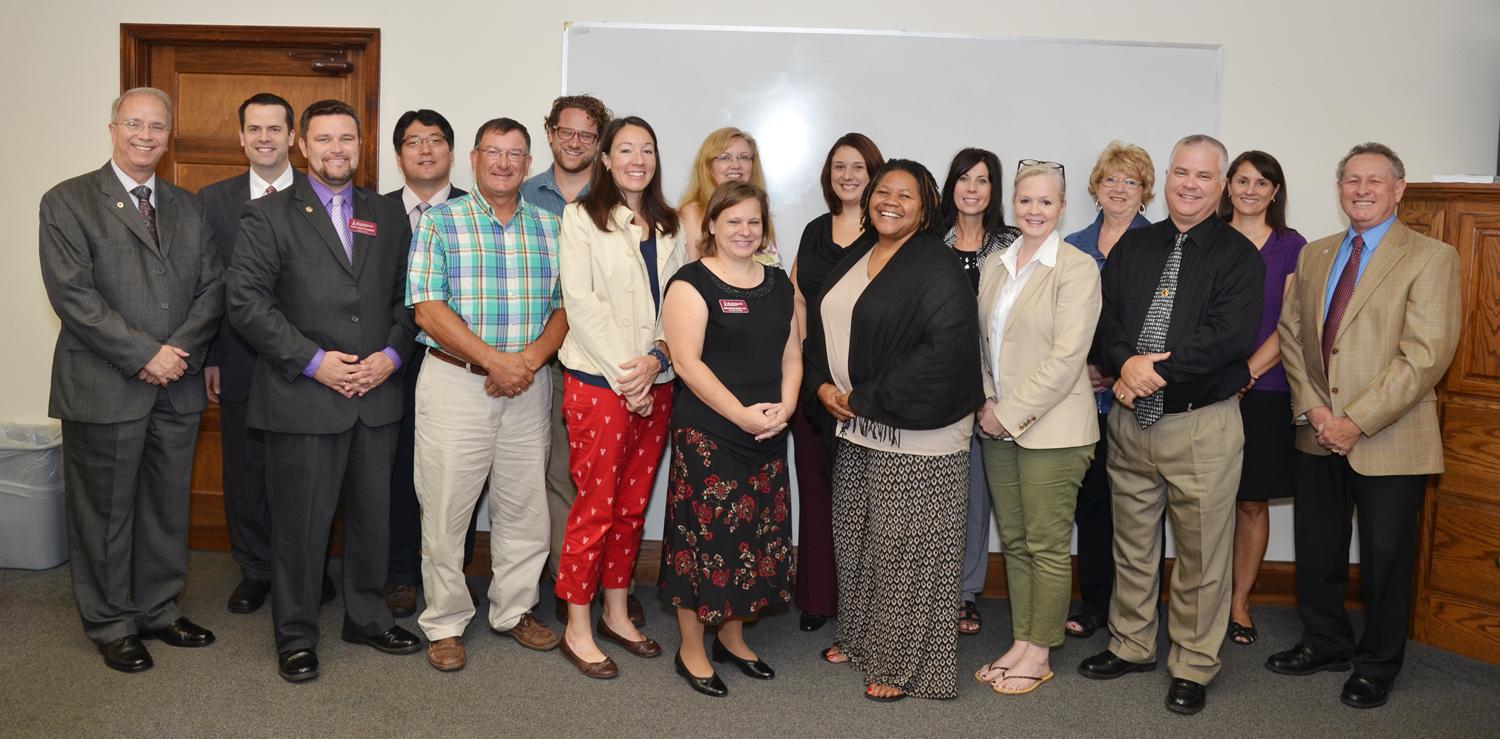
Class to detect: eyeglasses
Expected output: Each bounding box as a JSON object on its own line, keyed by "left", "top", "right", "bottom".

{"left": 1019, "top": 159, "right": 1065, "bottom": 177}
{"left": 402, "top": 134, "right": 448, "bottom": 149}
{"left": 115, "top": 119, "right": 170, "bottom": 135}
{"left": 1101, "top": 175, "right": 1142, "bottom": 190}
{"left": 713, "top": 153, "right": 754, "bottom": 165}
{"left": 550, "top": 126, "right": 598, "bottom": 145}
{"left": 477, "top": 147, "right": 529, "bottom": 163}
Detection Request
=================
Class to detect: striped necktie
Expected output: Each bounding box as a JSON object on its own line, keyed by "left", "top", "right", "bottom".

{"left": 330, "top": 194, "right": 354, "bottom": 264}
{"left": 1133, "top": 232, "right": 1186, "bottom": 428}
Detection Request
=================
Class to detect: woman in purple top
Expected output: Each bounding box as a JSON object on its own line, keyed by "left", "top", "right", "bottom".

{"left": 1219, "top": 150, "right": 1306, "bottom": 646}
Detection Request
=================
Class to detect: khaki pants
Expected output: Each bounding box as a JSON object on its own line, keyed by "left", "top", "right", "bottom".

{"left": 1105, "top": 397, "right": 1242, "bottom": 684}
{"left": 414, "top": 357, "right": 550, "bottom": 640}
{"left": 982, "top": 439, "right": 1093, "bottom": 648}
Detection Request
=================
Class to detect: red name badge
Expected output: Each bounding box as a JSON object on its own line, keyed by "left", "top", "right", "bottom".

{"left": 348, "top": 218, "right": 377, "bottom": 237}
{"left": 719, "top": 299, "right": 749, "bottom": 314}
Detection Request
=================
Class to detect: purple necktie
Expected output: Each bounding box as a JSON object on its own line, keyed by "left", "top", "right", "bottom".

{"left": 1322, "top": 234, "right": 1364, "bottom": 377}
{"left": 330, "top": 194, "right": 353, "bottom": 264}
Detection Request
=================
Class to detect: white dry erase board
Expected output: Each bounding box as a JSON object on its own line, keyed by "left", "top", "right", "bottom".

{"left": 562, "top": 23, "right": 1241, "bottom": 558}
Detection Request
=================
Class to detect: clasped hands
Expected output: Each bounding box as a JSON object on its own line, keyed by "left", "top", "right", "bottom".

{"left": 617, "top": 354, "right": 663, "bottom": 417}
{"left": 817, "top": 383, "right": 854, "bottom": 423}
{"left": 1110, "top": 351, "right": 1171, "bottom": 409}
{"left": 313, "top": 350, "right": 397, "bottom": 398}
{"left": 137, "top": 344, "right": 189, "bottom": 386}
{"left": 976, "top": 398, "right": 1010, "bottom": 439}
{"left": 1307, "top": 405, "right": 1362, "bottom": 456}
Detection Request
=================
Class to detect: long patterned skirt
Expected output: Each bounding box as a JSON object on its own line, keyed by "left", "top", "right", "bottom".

{"left": 659, "top": 426, "right": 794, "bottom": 624}
{"left": 832, "top": 442, "right": 968, "bottom": 699}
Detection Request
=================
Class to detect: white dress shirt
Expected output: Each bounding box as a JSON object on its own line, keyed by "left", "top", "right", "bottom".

{"left": 249, "top": 165, "right": 295, "bottom": 199}
{"left": 110, "top": 159, "right": 156, "bottom": 207}
{"left": 401, "top": 184, "right": 453, "bottom": 231}
{"left": 989, "top": 230, "right": 1061, "bottom": 396}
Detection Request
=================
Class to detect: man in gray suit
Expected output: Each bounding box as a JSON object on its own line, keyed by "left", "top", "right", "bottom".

{"left": 39, "top": 87, "right": 224, "bottom": 673}
{"left": 227, "top": 99, "right": 421, "bottom": 682}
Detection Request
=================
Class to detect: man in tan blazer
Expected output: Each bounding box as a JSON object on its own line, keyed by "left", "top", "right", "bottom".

{"left": 1267, "top": 142, "right": 1460, "bottom": 710}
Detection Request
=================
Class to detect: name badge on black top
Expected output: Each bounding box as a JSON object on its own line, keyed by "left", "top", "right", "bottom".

{"left": 719, "top": 299, "right": 749, "bottom": 314}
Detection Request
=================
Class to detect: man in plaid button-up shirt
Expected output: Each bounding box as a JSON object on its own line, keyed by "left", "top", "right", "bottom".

{"left": 404, "top": 117, "right": 568, "bottom": 670}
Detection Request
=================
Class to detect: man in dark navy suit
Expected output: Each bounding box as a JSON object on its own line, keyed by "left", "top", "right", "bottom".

{"left": 381, "top": 108, "right": 473, "bottom": 618}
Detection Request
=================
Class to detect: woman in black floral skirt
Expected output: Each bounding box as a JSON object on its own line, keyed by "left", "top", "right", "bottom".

{"left": 659, "top": 181, "right": 800, "bottom": 697}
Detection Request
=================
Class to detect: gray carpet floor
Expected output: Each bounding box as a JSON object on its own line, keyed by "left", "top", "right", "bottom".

{"left": 1, "top": 551, "right": 1496, "bottom": 738}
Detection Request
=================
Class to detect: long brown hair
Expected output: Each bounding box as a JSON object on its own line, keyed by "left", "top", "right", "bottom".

{"left": 578, "top": 116, "right": 680, "bottom": 237}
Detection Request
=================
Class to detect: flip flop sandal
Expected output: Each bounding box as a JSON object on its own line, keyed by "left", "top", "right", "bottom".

{"left": 821, "top": 645, "right": 850, "bottom": 664}
{"left": 993, "top": 671, "right": 1055, "bottom": 696}
{"left": 1228, "top": 620, "right": 1259, "bottom": 645}
{"left": 974, "top": 658, "right": 1009, "bottom": 683}
{"left": 958, "top": 600, "right": 982, "bottom": 635}
{"left": 864, "top": 685, "right": 906, "bottom": 702}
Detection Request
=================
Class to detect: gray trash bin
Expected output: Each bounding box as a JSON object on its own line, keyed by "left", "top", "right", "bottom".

{"left": 0, "top": 422, "right": 67, "bottom": 570}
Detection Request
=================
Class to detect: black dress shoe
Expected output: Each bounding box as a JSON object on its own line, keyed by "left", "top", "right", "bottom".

{"left": 627, "top": 594, "right": 646, "bottom": 627}
{"left": 712, "top": 637, "right": 774, "bottom": 679}
{"left": 675, "top": 652, "right": 728, "bottom": 697}
{"left": 278, "top": 649, "right": 319, "bottom": 683}
{"left": 227, "top": 579, "right": 270, "bottom": 614}
{"left": 341, "top": 625, "right": 422, "bottom": 655}
{"left": 141, "top": 617, "right": 216, "bottom": 648}
{"left": 321, "top": 575, "right": 337, "bottom": 605}
{"left": 1166, "top": 678, "right": 1206, "bottom": 715}
{"left": 799, "top": 612, "right": 829, "bottom": 632}
{"left": 1265, "top": 643, "right": 1351, "bottom": 676}
{"left": 1078, "top": 649, "right": 1157, "bottom": 680}
{"left": 1340, "top": 673, "right": 1391, "bottom": 709}
{"left": 98, "top": 635, "right": 152, "bottom": 673}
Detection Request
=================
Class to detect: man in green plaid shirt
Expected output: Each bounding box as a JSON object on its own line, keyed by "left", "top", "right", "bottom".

{"left": 403, "top": 117, "right": 568, "bottom": 671}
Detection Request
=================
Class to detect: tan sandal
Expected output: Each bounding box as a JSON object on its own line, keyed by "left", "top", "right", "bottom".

{"left": 973, "top": 657, "right": 1009, "bottom": 683}
{"left": 993, "top": 671, "right": 1054, "bottom": 696}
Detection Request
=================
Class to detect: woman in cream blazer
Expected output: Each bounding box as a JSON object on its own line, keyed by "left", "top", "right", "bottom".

{"left": 972, "top": 162, "right": 1101, "bottom": 697}
{"left": 554, "top": 116, "right": 683, "bottom": 679}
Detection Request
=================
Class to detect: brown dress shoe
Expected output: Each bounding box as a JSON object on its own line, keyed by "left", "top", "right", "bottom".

{"left": 386, "top": 584, "right": 418, "bottom": 618}
{"left": 597, "top": 617, "right": 662, "bottom": 658}
{"left": 493, "top": 612, "right": 560, "bottom": 651}
{"left": 427, "top": 637, "right": 465, "bottom": 672}
{"left": 559, "top": 634, "right": 619, "bottom": 679}
{"left": 627, "top": 594, "right": 645, "bottom": 627}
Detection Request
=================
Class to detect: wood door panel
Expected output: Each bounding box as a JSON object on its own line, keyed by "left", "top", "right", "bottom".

{"left": 1426, "top": 496, "right": 1500, "bottom": 600}
{"left": 1436, "top": 395, "right": 1500, "bottom": 505}
{"left": 1415, "top": 591, "right": 1500, "bottom": 665}
{"left": 175, "top": 163, "right": 247, "bottom": 196}
{"left": 175, "top": 71, "right": 353, "bottom": 140}
{"left": 1448, "top": 208, "right": 1500, "bottom": 394}
{"left": 1398, "top": 199, "right": 1447, "bottom": 241}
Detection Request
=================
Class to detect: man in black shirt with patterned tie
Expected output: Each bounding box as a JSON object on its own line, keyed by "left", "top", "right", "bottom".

{"left": 1078, "top": 134, "right": 1264, "bottom": 716}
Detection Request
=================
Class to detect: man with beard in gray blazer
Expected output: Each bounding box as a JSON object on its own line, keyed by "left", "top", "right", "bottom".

{"left": 227, "top": 98, "right": 420, "bottom": 683}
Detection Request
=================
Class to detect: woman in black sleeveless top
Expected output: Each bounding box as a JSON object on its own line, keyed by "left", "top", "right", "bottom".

{"left": 659, "top": 182, "right": 800, "bottom": 697}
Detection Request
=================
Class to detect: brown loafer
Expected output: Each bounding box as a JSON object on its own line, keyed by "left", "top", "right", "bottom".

{"left": 597, "top": 617, "right": 661, "bottom": 658}
{"left": 427, "top": 637, "right": 465, "bottom": 672}
{"left": 385, "top": 584, "right": 418, "bottom": 618}
{"left": 559, "top": 635, "right": 619, "bottom": 679}
{"left": 627, "top": 593, "right": 646, "bottom": 627}
{"left": 493, "top": 612, "right": 560, "bottom": 652}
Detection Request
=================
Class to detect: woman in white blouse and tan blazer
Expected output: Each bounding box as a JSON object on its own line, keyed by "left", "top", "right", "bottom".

{"left": 554, "top": 116, "right": 683, "bottom": 679}
{"left": 972, "top": 161, "right": 1101, "bottom": 697}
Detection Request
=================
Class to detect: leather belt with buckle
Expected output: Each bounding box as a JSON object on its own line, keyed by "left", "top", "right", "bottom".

{"left": 427, "top": 347, "right": 488, "bottom": 376}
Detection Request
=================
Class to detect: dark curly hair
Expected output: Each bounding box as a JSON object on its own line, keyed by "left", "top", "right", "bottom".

{"left": 860, "top": 159, "right": 941, "bottom": 237}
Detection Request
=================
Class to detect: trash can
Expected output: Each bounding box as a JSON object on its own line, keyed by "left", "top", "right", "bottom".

{"left": 0, "top": 422, "right": 67, "bottom": 570}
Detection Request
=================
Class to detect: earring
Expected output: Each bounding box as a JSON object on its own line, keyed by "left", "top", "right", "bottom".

{"left": 1138, "top": 203, "right": 1146, "bottom": 214}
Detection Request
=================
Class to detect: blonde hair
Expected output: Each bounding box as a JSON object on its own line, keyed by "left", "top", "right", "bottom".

{"left": 1086, "top": 141, "right": 1155, "bottom": 206}
{"left": 681, "top": 127, "right": 776, "bottom": 245}
{"left": 1014, "top": 164, "right": 1067, "bottom": 203}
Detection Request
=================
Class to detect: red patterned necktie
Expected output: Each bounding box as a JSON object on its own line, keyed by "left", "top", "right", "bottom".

{"left": 130, "top": 185, "right": 158, "bottom": 245}
{"left": 265, "top": 185, "right": 276, "bottom": 195}
{"left": 1321, "top": 233, "right": 1364, "bottom": 377}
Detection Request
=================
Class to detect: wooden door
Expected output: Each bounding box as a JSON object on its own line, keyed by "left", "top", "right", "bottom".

{"left": 120, "top": 24, "right": 381, "bottom": 549}
{"left": 1401, "top": 184, "right": 1500, "bottom": 666}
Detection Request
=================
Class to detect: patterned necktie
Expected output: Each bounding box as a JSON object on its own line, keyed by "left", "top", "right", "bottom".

{"left": 413, "top": 201, "right": 430, "bottom": 231}
{"left": 130, "top": 185, "right": 158, "bottom": 245}
{"left": 1133, "top": 232, "right": 1186, "bottom": 428}
{"left": 1321, "top": 234, "right": 1365, "bottom": 377}
{"left": 265, "top": 185, "right": 276, "bottom": 195}
{"left": 330, "top": 194, "right": 354, "bottom": 264}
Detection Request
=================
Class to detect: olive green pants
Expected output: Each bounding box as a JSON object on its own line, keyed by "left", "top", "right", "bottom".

{"left": 982, "top": 439, "right": 1094, "bottom": 647}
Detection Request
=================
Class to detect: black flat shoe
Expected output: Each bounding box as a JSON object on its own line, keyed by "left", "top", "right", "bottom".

{"left": 341, "top": 625, "right": 422, "bottom": 654}
{"left": 278, "top": 649, "right": 319, "bottom": 683}
{"left": 1065, "top": 611, "right": 1105, "bottom": 638}
{"left": 227, "top": 579, "right": 270, "bottom": 614}
{"left": 799, "top": 612, "right": 829, "bottom": 632}
{"left": 99, "top": 635, "right": 152, "bottom": 673}
{"left": 1340, "top": 673, "right": 1391, "bottom": 709}
{"left": 1228, "top": 620, "right": 1259, "bottom": 646}
{"left": 1265, "top": 643, "right": 1351, "bottom": 676}
{"left": 712, "top": 637, "right": 774, "bottom": 679}
{"left": 1078, "top": 649, "right": 1157, "bottom": 680}
{"left": 1166, "top": 678, "right": 1206, "bottom": 715}
{"left": 141, "top": 617, "right": 216, "bottom": 648}
{"left": 675, "top": 652, "right": 727, "bottom": 697}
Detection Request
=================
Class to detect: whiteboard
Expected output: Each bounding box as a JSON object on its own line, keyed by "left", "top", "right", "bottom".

{"left": 563, "top": 23, "right": 1239, "bottom": 557}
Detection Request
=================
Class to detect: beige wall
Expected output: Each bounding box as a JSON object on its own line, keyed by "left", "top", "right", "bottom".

{"left": 6, "top": 0, "right": 1498, "bottom": 424}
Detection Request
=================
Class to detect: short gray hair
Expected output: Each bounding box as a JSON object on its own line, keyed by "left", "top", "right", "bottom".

{"left": 1170, "top": 133, "right": 1229, "bottom": 176}
{"left": 1336, "top": 142, "right": 1405, "bottom": 181}
{"left": 111, "top": 87, "right": 174, "bottom": 125}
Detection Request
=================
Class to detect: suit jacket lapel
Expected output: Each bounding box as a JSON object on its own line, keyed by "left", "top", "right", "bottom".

{"left": 1307, "top": 239, "right": 1337, "bottom": 342}
{"left": 295, "top": 181, "right": 354, "bottom": 276}
{"left": 155, "top": 183, "right": 178, "bottom": 258}
{"left": 97, "top": 165, "right": 161, "bottom": 258}
{"left": 1339, "top": 222, "right": 1409, "bottom": 330}
{"left": 350, "top": 188, "right": 373, "bottom": 280}
{"left": 1004, "top": 263, "right": 1053, "bottom": 338}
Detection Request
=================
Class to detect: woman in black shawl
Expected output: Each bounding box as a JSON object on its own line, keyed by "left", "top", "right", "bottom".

{"left": 805, "top": 159, "right": 984, "bottom": 701}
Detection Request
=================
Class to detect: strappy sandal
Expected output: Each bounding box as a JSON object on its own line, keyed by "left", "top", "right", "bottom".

{"left": 993, "top": 671, "right": 1054, "bottom": 696}
{"left": 1065, "top": 612, "right": 1104, "bottom": 638}
{"left": 973, "top": 657, "right": 1009, "bottom": 683}
{"left": 1228, "top": 620, "right": 1259, "bottom": 645}
{"left": 864, "top": 684, "right": 906, "bottom": 702}
{"left": 958, "top": 600, "right": 982, "bottom": 635}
